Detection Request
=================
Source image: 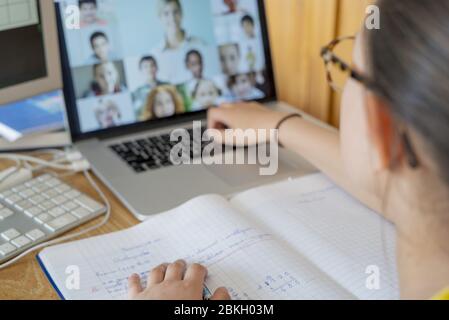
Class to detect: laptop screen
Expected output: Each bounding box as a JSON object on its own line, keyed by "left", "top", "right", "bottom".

{"left": 57, "top": 0, "right": 275, "bottom": 135}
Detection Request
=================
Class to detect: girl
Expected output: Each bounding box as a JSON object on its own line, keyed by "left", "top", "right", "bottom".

{"left": 140, "top": 85, "right": 185, "bottom": 120}
{"left": 128, "top": 0, "right": 449, "bottom": 300}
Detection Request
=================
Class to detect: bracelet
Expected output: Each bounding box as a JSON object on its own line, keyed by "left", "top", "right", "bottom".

{"left": 275, "top": 114, "right": 302, "bottom": 148}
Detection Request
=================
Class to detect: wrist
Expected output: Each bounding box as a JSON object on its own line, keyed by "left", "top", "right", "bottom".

{"left": 275, "top": 113, "right": 303, "bottom": 147}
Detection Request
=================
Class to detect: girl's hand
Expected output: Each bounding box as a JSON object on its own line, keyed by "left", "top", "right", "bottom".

{"left": 207, "top": 102, "right": 289, "bottom": 146}
{"left": 127, "top": 260, "right": 231, "bottom": 300}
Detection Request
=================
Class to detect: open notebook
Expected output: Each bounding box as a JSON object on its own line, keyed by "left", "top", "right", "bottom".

{"left": 38, "top": 174, "right": 399, "bottom": 300}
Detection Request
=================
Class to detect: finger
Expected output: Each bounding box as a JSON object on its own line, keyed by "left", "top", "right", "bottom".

{"left": 207, "top": 108, "right": 229, "bottom": 130}
{"left": 165, "top": 260, "right": 187, "bottom": 281}
{"left": 147, "top": 263, "right": 169, "bottom": 285}
{"left": 127, "top": 273, "right": 143, "bottom": 299}
{"left": 184, "top": 263, "right": 208, "bottom": 284}
{"left": 211, "top": 287, "right": 231, "bottom": 300}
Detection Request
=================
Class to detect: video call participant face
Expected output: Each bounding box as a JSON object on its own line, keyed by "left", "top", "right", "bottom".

{"left": 185, "top": 50, "right": 203, "bottom": 80}
{"left": 158, "top": 0, "right": 183, "bottom": 38}
{"left": 91, "top": 32, "right": 110, "bottom": 62}
{"left": 143, "top": 86, "right": 184, "bottom": 120}
{"left": 193, "top": 80, "right": 221, "bottom": 108}
{"left": 79, "top": 0, "right": 99, "bottom": 25}
{"left": 219, "top": 44, "right": 240, "bottom": 76}
{"left": 95, "top": 100, "right": 121, "bottom": 128}
{"left": 140, "top": 57, "right": 159, "bottom": 84}
{"left": 94, "top": 62, "right": 119, "bottom": 95}
{"left": 224, "top": 0, "right": 238, "bottom": 13}
{"left": 229, "top": 73, "right": 255, "bottom": 98}
{"left": 241, "top": 15, "right": 255, "bottom": 39}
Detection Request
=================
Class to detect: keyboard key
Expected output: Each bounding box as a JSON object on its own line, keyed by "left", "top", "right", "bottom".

{"left": 11, "top": 236, "right": 31, "bottom": 248}
{"left": 0, "top": 190, "right": 13, "bottom": 199}
{"left": 72, "top": 207, "right": 91, "bottom": 219}
{"left": 65, "top": 190, "right": 81, "bottom": 199}
{"left": 14, "top": 199, "right": 33, "bottom": 211}
{"left": 26, "top": 229, "right": 46, "bottom": 241}
{"left": 63, "top": 201, "right": 79, "bottom": 211}
{"left": 32, "top": 184, "right": 50, "bottom": 193}
{"left": 30, "top": 194, "right": 46, "bottom": 205}
{"left": 5, "top": 194, "right": 23, "bottom": 205}
{"left": 49, "top": 207, "right": 66, "bottom": 218}
{"left": 42, "top": 189, "right": 59, "bottom": 199}
{"left": 12, "top": 185, "right": 26, "bottom": 193}
{"left": 19, "top": 188, "right": 35, "bottom": 198}
{"left": 25, "top": 180, "right": 39, "bottom": 187}
{"left": 45, "top": 178, "right": 61, "bottom": 187}
{"left": 55, "top": 184, "right": 71, "bottom": 194}
{"left": 0, "top": 208, "right": 14, "bottom": 220}
{"left": 35, "top": 213, "right": 52, "bottom": 224}
{"left": 75, "top": 195, "right": 104, "bottom": 212}
{"left": 24, "top": 207, "right": 43, "bottom": 218}
{"left": 1, "top": 228, "right": 21, "bottom": 241}
{"left": 51, "top": 195, "right": 68, "bottom": 205}
{"left": 45, "top": 214, "right": 77, "bottom": 232}
{"left": 39, "top": 200, "right": 56, "bottom": 211}
{"left": 0, "top": 243, "right": 16, "bottom": 256}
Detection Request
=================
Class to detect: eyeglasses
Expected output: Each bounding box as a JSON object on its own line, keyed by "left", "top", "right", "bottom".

{"left": 320, "top": 36, "right": 420, "bottom": 169}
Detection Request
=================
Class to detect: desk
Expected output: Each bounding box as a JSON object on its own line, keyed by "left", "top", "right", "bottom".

{"left": 0, "top": 102, "right": 335, "bottom": 299}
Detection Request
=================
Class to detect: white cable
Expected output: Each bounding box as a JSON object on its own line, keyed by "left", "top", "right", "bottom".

{"left": 0, "top": 170, "right": 111, "bottom": 270}
{"left": 0, "top": 154, "right": 89, "bottom": 172}
{"left": 0, "top": 158, "right": 22, "bottom": 184}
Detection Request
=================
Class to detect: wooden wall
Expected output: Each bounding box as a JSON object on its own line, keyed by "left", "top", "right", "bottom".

{"left": 265, "top": 0, "right": 372, "bottom": 127}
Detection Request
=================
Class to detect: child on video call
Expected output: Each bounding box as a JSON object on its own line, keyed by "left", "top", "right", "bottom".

{"left": 191, "top": 79, "right": 222, "bottom": 111}
{"left": 87, "top": 31, "right": 116, "bottom": 64}
{"left": 84, "top": 62, "right": 125, "bottom": 97}
{"left": 140, "top": 85, "right": 185, "bottom": 120}
{"left": 94, "top": 99, "right": 122, "bottom": 129}
{"left": 133, "top": 56, "right": 167, "bottom": 113}
{"left": 228, "top": 72, "right": 264, "bottom": 101}
{"left": 78, "top": 0, "right": 108, "bottom": 28}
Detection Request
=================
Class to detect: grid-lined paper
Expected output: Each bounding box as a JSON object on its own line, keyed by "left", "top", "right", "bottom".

{"left": 231, "top": 173, "right": 399, "bottom": 300}
{"left": 39, "top": 174, "right": 398, "bottom": 300}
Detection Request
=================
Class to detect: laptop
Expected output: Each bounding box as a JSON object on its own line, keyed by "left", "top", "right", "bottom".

{"left": 55, "top": 0, "right": 314, "bottom": 220}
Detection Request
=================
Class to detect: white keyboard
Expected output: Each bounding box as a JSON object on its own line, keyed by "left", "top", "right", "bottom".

{"left": 0, "top": 174, "right": 107, "bottom": 264}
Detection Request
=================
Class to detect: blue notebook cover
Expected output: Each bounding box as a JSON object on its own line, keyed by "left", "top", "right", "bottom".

{"left": 0, "top": 90, "right": 66, "bottom": 136}
{"left": 36, "top": 253, "right": 66, "bottom": 300}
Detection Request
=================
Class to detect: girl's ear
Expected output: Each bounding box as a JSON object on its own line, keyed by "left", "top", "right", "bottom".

{"left": 365, "top": 93, "right": 398, "bottom": 171}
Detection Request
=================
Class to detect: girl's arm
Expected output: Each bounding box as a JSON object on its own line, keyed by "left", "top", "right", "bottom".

{"left": 208, "top": 102, "right": 382, "bottom": 214}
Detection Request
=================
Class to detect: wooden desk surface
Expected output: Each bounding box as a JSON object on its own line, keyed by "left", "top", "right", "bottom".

{"left": 0, "top": 166, "right": 140, "bottom": 300}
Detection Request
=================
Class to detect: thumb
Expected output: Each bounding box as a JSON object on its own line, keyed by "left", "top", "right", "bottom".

{"left": 211, "top": 287, "right": 231, "bottom": 300}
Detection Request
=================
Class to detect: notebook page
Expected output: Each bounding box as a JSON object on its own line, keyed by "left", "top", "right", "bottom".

{"left": 39, "top": 194, "right": 353, "bottom": 300}
{"left": 231, "top": 174, "right": 399, "bottom": 300}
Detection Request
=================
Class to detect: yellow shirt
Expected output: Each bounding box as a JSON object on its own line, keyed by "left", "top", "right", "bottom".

{"left": 433, "top": 288, "right": 449, "bottom": 300}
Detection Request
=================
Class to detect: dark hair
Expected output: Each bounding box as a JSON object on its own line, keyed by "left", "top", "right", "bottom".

{"left": 79, "top": 0, "right": 97, "bottom": 8}
{"left": 241, "top": 14, "right": 254, "bottom": 26}
{"left": 90, "top": 31, "right": 108, "bottom": 47}
{"left": 227, "top": 72, "right": 256, "bottom": 89}
{"left": 185, "top": 50, "right": 203, "bottom": 66}
{"left": 139, "top": 56, "right": 158, "bottom": 69}
{"left": 366, "top": 0, "right": 449, "bottom": 185}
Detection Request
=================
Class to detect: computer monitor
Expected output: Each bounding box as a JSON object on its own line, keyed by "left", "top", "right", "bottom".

{"left": 0, "top": 0, "right": 70, "bottom": 150}
{"left": 56, "top": 0, "right": 276, "bottom": 140}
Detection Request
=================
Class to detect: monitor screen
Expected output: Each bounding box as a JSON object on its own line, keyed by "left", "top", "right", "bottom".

{"left": 0, "top": 0, "right": 68, "bottom": 147}
{"left": 0, "top": 0, "right": 46, "bottom": 89}
{"left": 58, "top": 0, "right": 274, "bottom": 135}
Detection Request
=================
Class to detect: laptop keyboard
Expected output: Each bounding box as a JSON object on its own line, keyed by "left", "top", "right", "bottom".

{"left": 109, "top": 127, "right": 216, "bottom": 173}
